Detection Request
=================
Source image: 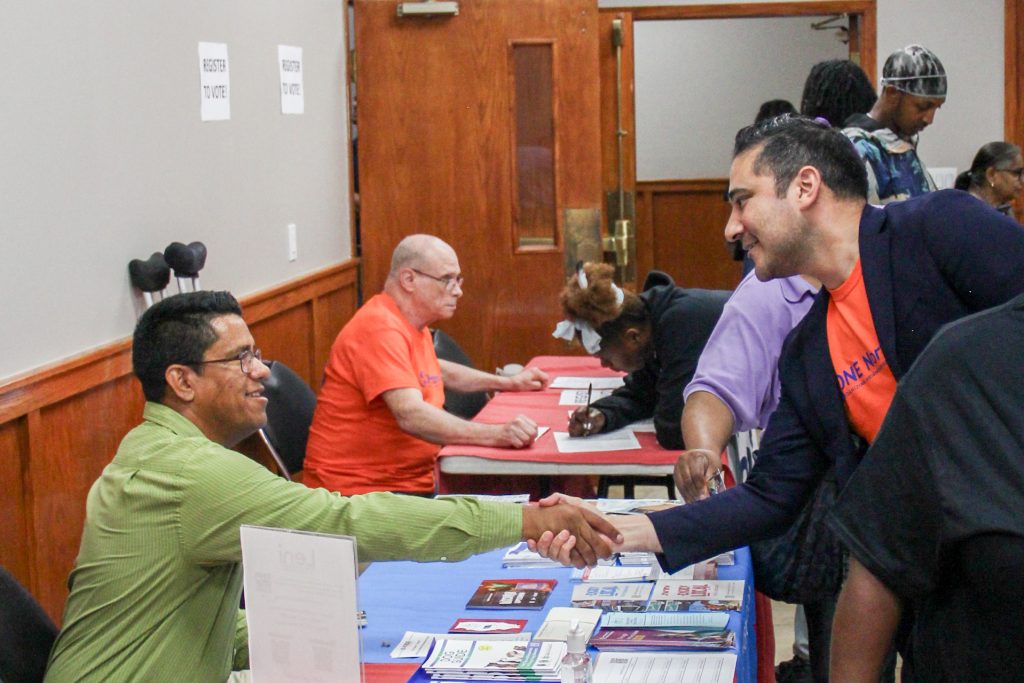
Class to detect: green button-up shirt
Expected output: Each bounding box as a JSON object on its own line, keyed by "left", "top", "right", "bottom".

{"left": 45, "top": 402, "right": 520, "bottom": 682}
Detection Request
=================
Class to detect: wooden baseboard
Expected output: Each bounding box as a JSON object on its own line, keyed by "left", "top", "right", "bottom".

{"left": 0, "top": 259, "right": 360, "bottom": 623}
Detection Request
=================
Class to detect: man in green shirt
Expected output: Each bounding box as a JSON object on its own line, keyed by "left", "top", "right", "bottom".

{"left": 45, "top": 291, "right": 619, "bottom": 683}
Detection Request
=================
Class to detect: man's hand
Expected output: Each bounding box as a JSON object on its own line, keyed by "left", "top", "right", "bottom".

{"left": 567, "top": 407, "right": 605, "bottom": 437}
{"left": 530, "top": 495, "right": 661, "bottom": 562}
{"left": 491, "top": 415, "right": 539, "bottom": 448}
{"left": 674, "top": 448, "right": 721, "bottom": 503}
{"left": 521, "top": 497, "right": 622, "bottom": 568}
{"left": 504, "top": 367, "right": 550, "bottom": 392}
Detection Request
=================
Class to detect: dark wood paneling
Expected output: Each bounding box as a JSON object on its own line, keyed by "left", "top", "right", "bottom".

{"left": 1007, "top": 0, "right": 1024, "bottom": 222}
{"left": 28, "top": 379, "right": 144, "bottom": 620}
{"left": 0, "top": 260, "right": 359, "bottom": 624}
{"left": 250, "top": 306, "right": 314, "bottom": 385}
{"left": 313, "top": 287, "right": 357, "bottom": 385}
{"left": 0, "top": 419, "right": 31, "bottom": 587}
{"left": 638, "top": 179, "right": 742, "bottom": 290}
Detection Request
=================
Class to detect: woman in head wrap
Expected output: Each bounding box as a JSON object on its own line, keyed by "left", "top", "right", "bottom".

{"left": 553, "top": 263, "right": 729, "bottom": 449}
{"left": 954, "top": 142, "right": 1023, "bottom": 216}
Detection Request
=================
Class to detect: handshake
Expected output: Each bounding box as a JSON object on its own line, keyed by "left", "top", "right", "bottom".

{"left": 520, "top": 494, "right": 663, "bottom": 568}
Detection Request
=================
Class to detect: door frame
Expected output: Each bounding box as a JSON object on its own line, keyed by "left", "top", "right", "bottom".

{"left": 598, "top": 1, "right": 876, "bottom": 288}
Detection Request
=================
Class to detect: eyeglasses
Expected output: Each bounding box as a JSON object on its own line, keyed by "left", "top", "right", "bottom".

{"left": 410, "top": 268, "right": 464, "bottom": 291}
{"left": 191, "top": 348, "right": 263, "bottom": 375}
{"left": 997, "top": 167, "right": 1024, "bottom": 181}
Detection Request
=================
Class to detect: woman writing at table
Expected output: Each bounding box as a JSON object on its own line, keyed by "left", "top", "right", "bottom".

{"left": 553, "top": 263, "right": 729, "bottom": 449}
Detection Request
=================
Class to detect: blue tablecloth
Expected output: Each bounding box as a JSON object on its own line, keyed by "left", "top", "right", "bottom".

{"left": 357, "top": 546, "right": 757, "bottom": 683}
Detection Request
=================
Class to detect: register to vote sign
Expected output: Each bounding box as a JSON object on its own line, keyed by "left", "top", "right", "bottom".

{"left": 198, "top": 42, "right": 230, "bottom": 121}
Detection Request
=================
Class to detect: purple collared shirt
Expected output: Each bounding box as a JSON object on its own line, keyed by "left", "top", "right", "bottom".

{"left": 684, "top": 271, "right": 819, "bottom": 432}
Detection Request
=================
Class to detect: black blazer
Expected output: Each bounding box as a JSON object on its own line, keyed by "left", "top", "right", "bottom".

{"left": 650, "top": 190, "right": 1024, "bottom": 571}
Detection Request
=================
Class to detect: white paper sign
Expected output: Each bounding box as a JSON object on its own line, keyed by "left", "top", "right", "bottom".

{"left": 553, "top": 428, "right": 641, "bottom": 453}
{"left": 278, "top": 45, "right": 304, "bottom": 114}
{"left": 558, "top": 388, "right": 614, "bottom": 406}
{"left": 240, "top": 526, "right": 361, "bottom": 683}
{"left": 198, "top": 42, "right": 230, "bottom": 121}
{"left": 549, "top": 376, "right": 624, "bottom": 390}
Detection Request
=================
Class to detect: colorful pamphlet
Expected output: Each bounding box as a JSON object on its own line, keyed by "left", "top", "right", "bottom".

{"left": 465, "top": 578, "right": 557, "bottom": 610}
{"left": 600, "top": 611, "right": 730, "bottom": 630}
{"left": 646, "top": 580, "right": 744, "bottom": 612}
{"left": 590, "top": 627, "right": 735, "bottom": 651}
{"left": 423, "top": 639, "right": 565, "bottom": 681}
{"left": 570, "top": 582, "right": 652, "bottom": 612}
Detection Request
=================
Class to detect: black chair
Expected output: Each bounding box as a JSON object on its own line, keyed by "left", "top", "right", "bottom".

{"left": 0, "top": 566, "right": 58, "bottom": 683}
{"left": 259, "top": 361, "right": 317, "bottom": 480}
{"left": 432, "top": 329, "right": 489, "bottom": 419}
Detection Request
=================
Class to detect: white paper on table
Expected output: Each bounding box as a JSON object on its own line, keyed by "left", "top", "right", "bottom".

{"left": 240, "top": 526, "right": 361, "bottom": 682}
{"left": 558, "top": 388, "right": 614, "bottom": 405}
{"left": 595, "top": 499, "right": 672, "bottom": 514}
{"left": 277, "top": 45, "right": 304, "bottom": 114}
{"left": 553, "top": 428, "right": 640, "bottom": 453}
{"left": 198, "top": 42, "right": 230, "bottom": 121}
{"left": 390, "top": 631, "right": 530, "bottom": 659}
{"left": 549, "top": 376, "right": 625, "bottom": 390}
{"left": 533, "top": 607, "right": 602, "bottom": 642}
{"left": 593, "top": 652, "right": 737, "bottom": 683}
{"left": 535, "top": 426, "right": 549, "bottom": 440}
{"left": 629, "top": 418, "right": 656, "bottom": 433}
{"left": 442, "top": 493, "right": 532, "bottom": 504}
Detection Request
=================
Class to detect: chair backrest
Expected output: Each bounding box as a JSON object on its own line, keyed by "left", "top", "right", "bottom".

{"left": 0, "top": 566, "right": 58, "bottom": 683}
{"left": 259, "top": 360, "right": 317, "bottom": 480}
{"left": 432, "top": 329, "right": 489, "bottom": 420}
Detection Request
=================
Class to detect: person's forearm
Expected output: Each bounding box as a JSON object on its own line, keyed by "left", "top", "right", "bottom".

{"left": 439, "top": 359, "right": 507, "bottom": 393}
{"left": 681, "top": 391, "right": 737, "bottom": 454}
{"left": 830, "top": 557, "right": 902, "bottom": 683}
{"left": 393, "top": 398, "right": 507, "bottom": 446}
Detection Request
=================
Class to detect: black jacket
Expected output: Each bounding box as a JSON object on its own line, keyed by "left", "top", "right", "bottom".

{"left": 593, "top": 271, "right": 729, "bottom": 449}
{"left": 649, "top": 190, "right": 1024, "bottom": 571}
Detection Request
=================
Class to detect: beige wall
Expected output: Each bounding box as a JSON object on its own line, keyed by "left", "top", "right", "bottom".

{"left": 1, "top": 0, "right": 352, "bottom": 382}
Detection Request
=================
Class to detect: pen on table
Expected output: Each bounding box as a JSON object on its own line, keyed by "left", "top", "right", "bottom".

{"left": 583, "top": 383, "right": 593, "bottom": 435}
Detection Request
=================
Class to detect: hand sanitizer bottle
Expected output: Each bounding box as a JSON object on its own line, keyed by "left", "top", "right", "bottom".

{"left": 560, "top": 619, "right": 592, "bottom": 683}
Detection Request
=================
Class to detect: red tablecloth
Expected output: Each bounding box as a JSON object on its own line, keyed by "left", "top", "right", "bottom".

{"left": 438, "top": 356, "right": 679, "bottom": 466}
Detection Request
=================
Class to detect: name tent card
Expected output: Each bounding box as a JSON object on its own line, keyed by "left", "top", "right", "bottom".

{"left": 240, "top": 526, "right": 362, "bottom": 682}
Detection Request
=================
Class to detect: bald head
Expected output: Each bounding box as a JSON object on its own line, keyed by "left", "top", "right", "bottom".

{"left": 389, "top": 234, "right": 456, "bottom": 277}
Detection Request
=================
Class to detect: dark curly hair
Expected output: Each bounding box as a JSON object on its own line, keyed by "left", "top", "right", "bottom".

{"left": 558, "top": 262, "right": 647, "bottom": 346}
{"left": 800, "top": 59, "right": 877, "bottom": 128}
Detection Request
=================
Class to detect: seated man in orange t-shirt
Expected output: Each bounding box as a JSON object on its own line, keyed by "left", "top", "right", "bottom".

{"left": 304, "top": 234, "right": 550, "bottom": 495}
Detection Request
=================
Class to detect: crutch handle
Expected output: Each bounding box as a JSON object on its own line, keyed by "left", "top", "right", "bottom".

{"left": 128, "top": 252, "right": 171, "bottom": 292}
{"left": 163, "top": 241, "right": 207, "bottom": 278}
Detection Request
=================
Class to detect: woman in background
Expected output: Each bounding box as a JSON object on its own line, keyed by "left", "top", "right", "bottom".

{"left": 553, "top": 263, "right": 729, "bottom": 449}
{"left": 954, "top": 142, "right": 1023, "bottom": 216}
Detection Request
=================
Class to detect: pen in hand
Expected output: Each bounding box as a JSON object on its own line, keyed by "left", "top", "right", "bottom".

{"left": 583, "top": 383, "right": 593, "bottom": 434}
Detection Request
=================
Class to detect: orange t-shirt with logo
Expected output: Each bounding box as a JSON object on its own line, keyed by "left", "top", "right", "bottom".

{"left": 826, "top": 260, "right": 898, "bottom": 443}
{"left": 304, "top": 293, "right": 445, "bottom": 494}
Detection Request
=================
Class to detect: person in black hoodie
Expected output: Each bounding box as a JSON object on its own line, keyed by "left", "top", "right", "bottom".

{"left": 552, "top": 262, "right": 729, "bottom": 449}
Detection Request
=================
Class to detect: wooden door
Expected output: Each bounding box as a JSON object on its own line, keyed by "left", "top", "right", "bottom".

{"left": 354, "top": 0, "right": 602, "bottom": 371}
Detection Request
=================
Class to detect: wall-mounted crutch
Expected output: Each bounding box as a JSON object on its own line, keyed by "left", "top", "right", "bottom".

{"left": 128, "top": 252, "right": 171, "bottom": 309}
{"left": 163, "top": 241, "right": 207, "bottom": 293}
